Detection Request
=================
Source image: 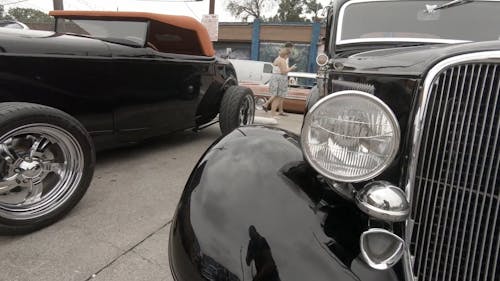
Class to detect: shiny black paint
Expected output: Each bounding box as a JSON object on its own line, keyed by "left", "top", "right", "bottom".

{"left": 170, "top": 126, "right": 400, "bottom": 281}
{"left": 171, "top": 1, "right": 500, "bottom": 280}
{"left": 0, "top": 28, "right": 235, "bottom": 150}
{"left": 332, "top": 41, "right": 500, "bottom": 77}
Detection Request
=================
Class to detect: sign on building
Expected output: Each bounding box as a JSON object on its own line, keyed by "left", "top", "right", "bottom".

{"left": 201, "top": 14, "right": 219, "bottom": 42}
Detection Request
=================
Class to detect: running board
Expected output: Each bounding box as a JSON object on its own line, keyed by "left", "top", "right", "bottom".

{"left": 193, "top": 117, "right": 219, "bottom": 132}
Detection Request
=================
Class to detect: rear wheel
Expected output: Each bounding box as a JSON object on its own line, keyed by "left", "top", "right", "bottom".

{"left": 219, "top": 86, "right": 255, "bottom": 135}
{"left": 0, "top": 103, "right": 95, "bottom": 235}
{"left": 254, "top": 96, "right": 268, "bottom": 111}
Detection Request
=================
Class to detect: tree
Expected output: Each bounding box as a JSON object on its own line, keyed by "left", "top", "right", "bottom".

{"left": 226, "top": 0, "right": 276, "bottom": 22}
{"left": 0, "top": 5, "right": 13, "bottom": 20}
{"left": 276, "top": 0, "right": 304, "bottom": 22}
{"left": 303, "top": 0, "right": 323, "bottom": 22}
{"left": 7, "top": 7, "right": 52, "bottom": 23}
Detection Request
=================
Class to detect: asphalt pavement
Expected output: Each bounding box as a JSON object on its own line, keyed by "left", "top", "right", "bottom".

{"left": 0, "top": 111, "right": 303, "bottom": 281}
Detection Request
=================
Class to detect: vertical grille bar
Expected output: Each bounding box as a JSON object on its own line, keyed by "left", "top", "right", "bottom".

{"left": 414, "top": 69, "right": 451, "bottom": 275}
{"left": 427, "top": 67, "right": 457, "bottom": 280}
{"left": 440, "top": 65, "right": 470, "bottom": 279}
{"left": 431, "top": 65, "right": 463, "bottom": 281}
{"left": 446, "top": 64, "right": 478, "bottom": 281}
{"left": 459, "top": 64, "right": 489, "bottom": 281}
{"left": 408, "top": 56, "right": 500, "bottom": 281}
{"left": 478, "top": 72, "right": 500, "bottom": 281}
{"left": 468, "top": 65, "right": 498, "bottom": 281}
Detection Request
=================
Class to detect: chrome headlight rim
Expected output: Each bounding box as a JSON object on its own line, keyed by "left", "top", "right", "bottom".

{"left": 301, "top": 90, "right": 401, "bottom": 182}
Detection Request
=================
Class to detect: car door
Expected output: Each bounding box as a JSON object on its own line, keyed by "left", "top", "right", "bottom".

{"left": 112, "top": 21, "right": 214, "bottom": 139}
{"left": 109, "top": 43, "right": 209, "bottom": 141}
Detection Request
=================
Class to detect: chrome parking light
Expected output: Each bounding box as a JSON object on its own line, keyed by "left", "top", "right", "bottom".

{"left": 360, "top": 228, "right": 405, "bottom": 270}
{"left": 355, "top": 181, "right": 409, "bottom": 222}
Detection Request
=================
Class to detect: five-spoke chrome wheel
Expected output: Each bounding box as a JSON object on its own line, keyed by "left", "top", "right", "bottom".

{"left": 0, "top": 103, "right": 94, "bottom": 235}
{"left": 220, "top": 86, "right": 255, "bottom": 135}
{"left": 239, "top": 94, "right": 255, "bottom": 126}
{"left": 0, "top": 124, "right": 84, "bottom": 220}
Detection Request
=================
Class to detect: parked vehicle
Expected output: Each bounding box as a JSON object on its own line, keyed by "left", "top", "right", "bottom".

{"left": 0, "top": 11, "right": 254, "bottom": 234}
{"left": 0, "top": 20, "right": 29, "bottom": 29}
{"left": 169, "top": 1, "right": 500, "bottom": 281}
{"left": 229, "top": 59, "right": 274, "bottom": 84}
{"left": 242, "top": 71, "right": 316, "bottom": 114}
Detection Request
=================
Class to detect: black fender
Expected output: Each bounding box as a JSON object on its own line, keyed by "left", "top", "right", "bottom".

{"left": 169, "top": 126, "right": 401, "bottom": 281}
{"left": 195, "top": 62, "right": 237, "bottom": 126}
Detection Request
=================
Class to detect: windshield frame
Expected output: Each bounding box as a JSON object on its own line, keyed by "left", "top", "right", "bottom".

{"left": 334, "top": 0, "right": 493, "bottom": 47}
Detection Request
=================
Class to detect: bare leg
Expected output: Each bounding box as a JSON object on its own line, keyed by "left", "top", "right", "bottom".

{"left": 270, "top": 97, "right": 280, "bottom": 117}
{"left": 278, "top": 98, "right": 286, "bottom": 115}
{"left": 263, "top": 96, "right": 275, "bottom": 111}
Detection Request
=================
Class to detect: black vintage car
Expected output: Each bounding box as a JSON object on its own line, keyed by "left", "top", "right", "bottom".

{"left": 169, "top": 1, "right": 499, "bottom": 281}
{"left": 0, "top": 11, "right": 255, "bottom": 234}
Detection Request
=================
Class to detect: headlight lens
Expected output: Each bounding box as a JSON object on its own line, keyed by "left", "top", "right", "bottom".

{"left": 301, "top": 90, "right": 400, "bottom": 182}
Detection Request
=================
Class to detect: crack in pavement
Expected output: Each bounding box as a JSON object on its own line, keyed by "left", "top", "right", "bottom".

{"left": 83, "top": 219, "right": 172, "bottom": 281}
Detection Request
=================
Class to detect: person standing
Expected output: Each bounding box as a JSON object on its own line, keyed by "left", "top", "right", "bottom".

{"left": 266, "top": 48, "right": 296, "bottom": 118}
{"left": 263, "top": 42, "right": 295, "bottom": 115}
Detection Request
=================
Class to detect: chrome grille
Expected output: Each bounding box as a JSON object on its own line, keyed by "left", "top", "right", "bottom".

{"left": 409, "top": 58, "right": 500, "bottom": 281}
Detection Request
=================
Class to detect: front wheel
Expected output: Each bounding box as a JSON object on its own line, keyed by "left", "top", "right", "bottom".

{"left": 219, "top": 86, "right": 255, "bottom": 135}
{"left": 0, "top": 103, "right": 95, "bottom": 235}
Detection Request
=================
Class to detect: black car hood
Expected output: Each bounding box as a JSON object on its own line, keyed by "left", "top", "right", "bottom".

{"left": 335, "top": 41, "right": 500, "bottom": 77}
{"left": 0, "top": 28, "right": 111, "bottom": 57}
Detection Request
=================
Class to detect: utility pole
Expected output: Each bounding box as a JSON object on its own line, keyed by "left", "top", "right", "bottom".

{"left": 53, "top": 0, "right": 64, "bottom": 10}
{"left": 209, "top": 0, "right": 215, "bottom": 14}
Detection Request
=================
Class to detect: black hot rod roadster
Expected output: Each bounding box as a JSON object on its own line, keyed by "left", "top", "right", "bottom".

{"left": 0, "top": 11, "right": 254, "bottom": 234}
{"left": 169, "top": 1, "right": 499, "bottom": 281}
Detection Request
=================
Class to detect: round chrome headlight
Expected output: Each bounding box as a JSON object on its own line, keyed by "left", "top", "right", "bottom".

{"left": 301, "top": 90, "right": 400, "bottom": 182}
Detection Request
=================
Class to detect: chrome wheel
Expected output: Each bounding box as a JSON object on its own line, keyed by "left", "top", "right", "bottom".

{"left": 239, "top": 94, "right": 255, "bottom": 126}
{"left": 0, "top": 124, "right": 84, "bottom": 221}
{"left": 255, "top": 97, "right": 267, "bottom": 111}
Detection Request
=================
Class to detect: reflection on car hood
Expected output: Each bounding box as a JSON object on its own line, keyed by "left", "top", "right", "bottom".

{"left": 335, "top": 41, "right": 500, "bottom": 77}
{"left": 0, "top": 28, "right": 111, "bottom": 57}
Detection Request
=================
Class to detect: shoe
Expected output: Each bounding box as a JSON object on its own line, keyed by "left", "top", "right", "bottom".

{"left": 278, "top": 112, "right": 288, "bottom": 116}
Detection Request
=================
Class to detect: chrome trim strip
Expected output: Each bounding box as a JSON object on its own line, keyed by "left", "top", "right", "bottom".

{"left": 404, "top": 51, "right": 500, "bottom": 281}
{"left": 339, "top": 38, "right": 469, "bottom": 45}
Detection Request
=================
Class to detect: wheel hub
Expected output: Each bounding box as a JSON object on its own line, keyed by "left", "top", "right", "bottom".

{"left": 17, "top": 158, "right": 43, "bottom": 179}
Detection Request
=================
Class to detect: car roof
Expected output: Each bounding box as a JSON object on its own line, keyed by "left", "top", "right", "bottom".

{"left": 49, "top": 10, "right": 215, "bottom": 57}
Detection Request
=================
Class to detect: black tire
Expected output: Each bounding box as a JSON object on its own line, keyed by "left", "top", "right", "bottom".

{"left": 219, "top": 86, "right": 255, "bottom": 135}
{"left": 305, "top": 86, "right": 320, "bottom": 114}
{"left": 0, "top": 102, "right": 95, "bottom": 235}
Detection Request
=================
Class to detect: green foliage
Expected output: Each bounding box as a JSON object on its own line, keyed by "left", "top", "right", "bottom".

{"left": 226, "top": 0, "right": 277, "bottom": 22}
{"left": 0, "top": 5, "right": 13, "bottom": 20}
{"left": 276, "top": 0, "right": 304, "bottom": 22}
{"left": 226, "top": 0, "right": 325, "bottom": 23}
{"left": 7, "top": 7, "right": 52, "bottom": 24}
{"left": 303, "top": 0, "right": 323, "bottom": 22}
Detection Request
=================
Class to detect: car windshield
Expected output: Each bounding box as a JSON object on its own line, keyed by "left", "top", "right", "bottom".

{"left": 56, "top": 19, "right": 148, "bottom": 46}
{"left": 337, "top": 0, "right": 500, "bottom": 45}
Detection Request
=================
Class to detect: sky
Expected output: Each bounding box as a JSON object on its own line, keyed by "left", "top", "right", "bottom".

{"left": 1, "top": 0, "right": 332, "bottom": 22}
